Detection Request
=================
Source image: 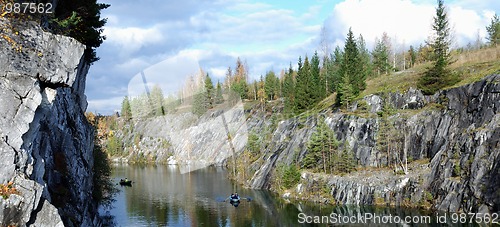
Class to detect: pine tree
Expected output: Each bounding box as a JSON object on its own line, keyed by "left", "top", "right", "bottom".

{"left": 121, "top": 96, "right": 132, "bottom": 121}
{"left": 204, "top": 73, "right": 214, "bottom": 108}
{"left": 215, "top": 81, "right": 223, "bottom": 104}
{"left": 418, "top": 0, "right": 456, "bottom": 95}
{"left": 486, "top": 13, "right": 500, "bottom": 46}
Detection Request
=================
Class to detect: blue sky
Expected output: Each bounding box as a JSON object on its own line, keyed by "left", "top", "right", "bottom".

{"left": 86, "top": 0, "right": 499, "bottom": 114}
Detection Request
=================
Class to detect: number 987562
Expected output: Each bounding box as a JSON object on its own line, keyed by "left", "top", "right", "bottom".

{"left": 2, "top": 2, "right": 53, "bottom": 14}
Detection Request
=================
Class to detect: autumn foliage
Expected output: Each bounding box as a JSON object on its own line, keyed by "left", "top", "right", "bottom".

{"left": 0, "top": 182, "right": 19, "bottom": 199}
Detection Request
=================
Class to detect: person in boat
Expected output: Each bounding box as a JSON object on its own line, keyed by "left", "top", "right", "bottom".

{"left": 231, "top": 192, "right": 240, "bottom": 200}
{"left": 120, "top": 178, "right": 132, "bottom": 186}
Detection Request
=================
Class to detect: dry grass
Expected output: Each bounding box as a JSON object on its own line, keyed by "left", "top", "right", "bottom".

{"left": 361, "top": 46, "right": 500, "bottom": 97}
{"left": 452, "top": 46, "right": 500, "bottom": 67}
{"left": 361, "top": 63, "right": 431, "bottom": 97}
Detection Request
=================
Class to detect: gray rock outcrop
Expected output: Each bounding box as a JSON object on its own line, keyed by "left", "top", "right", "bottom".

{"left": 246, "top": 74, "right": 499, "bottom": 214}
{"left": 0, "top": 19, "right": 99, "bottom": 226}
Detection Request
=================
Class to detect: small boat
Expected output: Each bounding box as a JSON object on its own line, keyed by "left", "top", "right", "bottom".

{"left": 230, "top": 198, "right": 240, "bottom": 207}
{"left": 119, "top": 179, "right": 132, "bottom": 186}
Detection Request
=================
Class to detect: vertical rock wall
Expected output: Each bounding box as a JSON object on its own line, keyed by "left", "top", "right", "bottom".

{"left": 246, "top": 74, "right": 500, "bottom": 214}
{"left": 0, "top": 19, "right": 99, "bottom": 226}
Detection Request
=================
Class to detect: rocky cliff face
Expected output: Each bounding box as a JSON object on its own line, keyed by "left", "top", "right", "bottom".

{"left": 245, "top": 74, "right": 499, "bottom": 214}
{"left": 0, "top": 19, "right": 99, "bottom": 226}
{"left": 114, "top": 73, "right": 498, "bottom": 213}
{"left": 117, "top": 102, "right": 249, "bottom": 173}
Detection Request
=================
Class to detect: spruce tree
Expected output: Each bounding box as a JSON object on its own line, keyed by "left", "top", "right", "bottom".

{"left": 121, "top": 96, "right": 132, "bottom": 121}
{"left": 150, "top": 85, "right": 165, "bottom": 116}
{"left": 331, "top": 47, "right": 343, "bottom": 93}
{"left": 339, "top": 142, "right": 356, "bottom": 173}
{"left": 274, "top": 74, "right": 281, "bottom": 99}
{"left": 215, "top": 81, "right": 223, "bottom": 104}
{"left": 264, "top": 71, "right": 277, "bottom": 101}
{"left": 304, "top": 117, "right": 339, "bottom": 173}
{"left": 337, "top": 28, "right": 363, "bottom": 106}
{"left": 418, "top": 0, "right": 456, "bottom": 95}
{"left": 486, "top": 13, "right": 500, "bottom": 46}
{"left": 294, "top": 56, "right": 311, "bottom": 113}
{"left": 372, "top": 38, "right": 390, "bottom": 76}
{"left": 408, "top": 45, "right": 417, "bottom": 68}
{"left": 283, "top": 64, "right": 295, "bottom": 113}
{"left": 310, "top": 51, "right": 322, "bottom": 102}
{"left": 204, "top": 73, "right": 214, "bottom": 108}
{"left": 357, "top": 34, "right": 371, "bottom": 87}
{"left": 339, "top": 73, "right": 355, "bottom": 108}
{"left": 192, "top": 92, "right": 207, "bottom": 116}
{"left": 52, "top": 0, "right": 110, "bottom": 63}
{"left": 257, "top": 76, "right": 266, "bottom": 111}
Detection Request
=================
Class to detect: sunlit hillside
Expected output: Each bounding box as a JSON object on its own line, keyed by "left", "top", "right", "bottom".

{"left": 361, "top": 46, "right": 500, "bottom": 97}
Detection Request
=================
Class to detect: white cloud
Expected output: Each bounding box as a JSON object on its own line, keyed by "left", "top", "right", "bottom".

{"left": 87, "top": 96, "right": 125, "bottom": 114}
{"left": 87, "top": 0, "right": 498, "bottom": 114}
{"left": 209, "top": 67, "right": 228, "bottom": 81}
{"left": 328, "top": 0, "right": 435, "bottom": 47}
{"left": 449, "top": 6, "right": 490, "bottom": 46}
{"left": 327, "top": 0, "right": 495, "bottom": 49}
{"left": 103, "top": 25, "right": 165, "bottom": 54}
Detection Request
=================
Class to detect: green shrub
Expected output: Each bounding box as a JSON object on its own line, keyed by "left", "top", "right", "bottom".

{"left": 453, "top": 163, "right": 461, "bottom": 177}
{"left": 276, "top": 164, "right": 301, "bottom": 189}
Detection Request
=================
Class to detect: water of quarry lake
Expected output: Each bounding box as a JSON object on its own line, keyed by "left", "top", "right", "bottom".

{"left": 102, "top": 164, "right": 479, "bottom": 226}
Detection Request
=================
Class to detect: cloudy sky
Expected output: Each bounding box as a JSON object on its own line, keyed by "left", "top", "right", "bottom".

{"left": 86, "top": 0, "right": 498, "bottom": 114}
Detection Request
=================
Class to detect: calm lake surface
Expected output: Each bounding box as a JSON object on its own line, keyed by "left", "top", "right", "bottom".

{"left": 105, "top": 164, "right": 466, "bottom": 226}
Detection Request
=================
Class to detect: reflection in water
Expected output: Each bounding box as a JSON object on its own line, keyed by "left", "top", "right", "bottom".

{"left": 107, "top": 164, "right": 459, "bottom": 226}
{"left": 109, "top": 164, "right": 297, "bottom": 226}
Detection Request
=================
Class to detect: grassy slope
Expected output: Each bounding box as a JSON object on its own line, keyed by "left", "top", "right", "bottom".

{"left": 360, "top": 46, "right": 500, "bottom": 97}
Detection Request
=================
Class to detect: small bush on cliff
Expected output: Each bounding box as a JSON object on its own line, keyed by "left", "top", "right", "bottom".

{"left": 275, "top": 163, "right": 301, "bottom": 190}
{"left": 0, "top": 182, "right": 19, "bottom": 199}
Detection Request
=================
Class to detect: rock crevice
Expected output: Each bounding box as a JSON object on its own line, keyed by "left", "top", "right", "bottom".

{"left": 0, "top": 19, "right": 99, "bottom": 226}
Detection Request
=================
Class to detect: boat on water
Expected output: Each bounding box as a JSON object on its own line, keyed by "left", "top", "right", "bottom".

{"left": 119, "top": 179, "right": 132, "bottom": 186}
{"left": 229, "top": 198, "right": 240, "bottom": 207}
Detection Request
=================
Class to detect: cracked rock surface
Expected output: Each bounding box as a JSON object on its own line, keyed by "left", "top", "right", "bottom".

{"left": 0, "top": 19, "right": 99, "bottom": 226}
{"left": 246, "top": 74, "right": 499, "bottom": 214}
